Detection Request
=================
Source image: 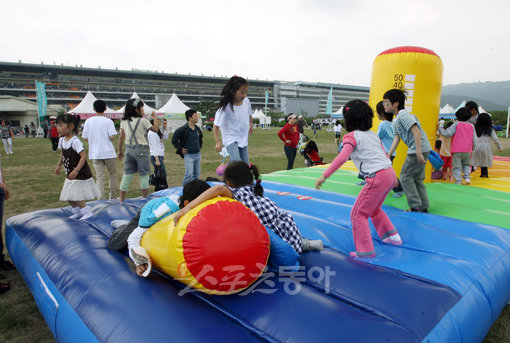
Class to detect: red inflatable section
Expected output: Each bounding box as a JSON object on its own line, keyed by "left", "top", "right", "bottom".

{"left": 182, "top": 200, "right": 270, "bottom": 292}
{"left": 378, "top": 46, "right": 439, "bottom": 57}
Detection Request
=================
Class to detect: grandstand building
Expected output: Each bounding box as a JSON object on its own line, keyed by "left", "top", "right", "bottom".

{"left": 0, "top": 61, "right": 369, "bottom": 117}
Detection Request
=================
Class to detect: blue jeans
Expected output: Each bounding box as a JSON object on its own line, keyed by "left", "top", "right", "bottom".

{"left": 226, "top": 142, "right": 249, "bottom": 164}
{"left": 183, "top": 152, "right": 201, "bottom": 186}
{"left": 150, "top": 155, "right": 167, "bottom": 178}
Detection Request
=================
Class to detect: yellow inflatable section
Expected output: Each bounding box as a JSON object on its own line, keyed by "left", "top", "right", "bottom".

{"left": 141, "top": 197, "right": 270, "bottom": 295}
{"left": 368, "top": 46, "right": 443, "bottom": 182}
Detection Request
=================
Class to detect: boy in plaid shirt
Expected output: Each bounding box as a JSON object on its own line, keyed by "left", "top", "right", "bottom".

{"left": 384, "top": 89, "right": 431, "bottom": 212}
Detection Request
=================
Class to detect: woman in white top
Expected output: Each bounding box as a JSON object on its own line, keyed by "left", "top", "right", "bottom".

{"left": 333, "top": 120, "right": 343, "bottom": 147}
{"left": 213, "top": 76, "right": 253, "bottom": 163}
{"left": 117, "top": 98, "right": 161, "bottom": 202}
{"left": 148, "top": 119, "right": 169, "bottom": 187}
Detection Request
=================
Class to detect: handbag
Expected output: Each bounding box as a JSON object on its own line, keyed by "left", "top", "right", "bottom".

{"left": 149, "top": 165, "right": 168, "bottom": 190}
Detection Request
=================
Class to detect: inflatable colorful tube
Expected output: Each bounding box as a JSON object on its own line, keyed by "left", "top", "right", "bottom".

{"left": 141, "top": 197, "right": 270, "bottom": 295}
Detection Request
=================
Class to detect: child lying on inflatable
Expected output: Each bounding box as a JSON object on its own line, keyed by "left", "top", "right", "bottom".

{"left": 173, "top": 162, "right": 323, "bottom": 256}
{"left": 108, "top": 179, "right": 211, "bottom": 277}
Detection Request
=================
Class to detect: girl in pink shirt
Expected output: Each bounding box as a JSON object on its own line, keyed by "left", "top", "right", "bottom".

{"left": 316, "top": 100, "right": 402, "bottom": 258}
{"left": 437, "top": 107, "right": 477, "bottom": 185}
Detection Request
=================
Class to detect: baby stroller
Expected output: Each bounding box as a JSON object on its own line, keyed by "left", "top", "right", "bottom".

{"left": 300, "top": 136, "right": 326, "bottom": 167}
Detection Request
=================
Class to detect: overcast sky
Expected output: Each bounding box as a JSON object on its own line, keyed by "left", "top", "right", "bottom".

{"left": 2, "top": 0, "right": 509, "bottom": 87}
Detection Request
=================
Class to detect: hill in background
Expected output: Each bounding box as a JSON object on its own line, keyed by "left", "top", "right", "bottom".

{"left": 441, "top": 81, "right": 510, "bottom": 110}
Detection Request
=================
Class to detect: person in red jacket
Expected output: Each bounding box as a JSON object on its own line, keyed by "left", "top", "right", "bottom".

{"left": 50, "top": 120, "right": 60, "bottom": 152}
{"left": 278, "top": 113, "right": 300, "bottom": 170}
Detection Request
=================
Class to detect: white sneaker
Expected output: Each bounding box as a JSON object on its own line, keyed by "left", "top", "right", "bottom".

{"left": 465, "top": 179, "right": 471, "bottom": 185}
{"left": 68, "top": 207, "right": 83, "bottom": 219}
{"left": 111, "top": 219, "right": 129, "bottom": 228}
{"left": 79, "top": 206, "right": 94, "bottom": 220}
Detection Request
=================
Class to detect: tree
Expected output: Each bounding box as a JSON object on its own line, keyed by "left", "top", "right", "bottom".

{"left": 194, "top": 100, "right": 219, "bottom": 119}
{"left": 490, "top": 111, "right": 507, "bottom": 127}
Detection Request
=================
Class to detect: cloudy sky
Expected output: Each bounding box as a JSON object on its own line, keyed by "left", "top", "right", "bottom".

{"left": 2, "top": 0, "right": 509, "bottom": 87}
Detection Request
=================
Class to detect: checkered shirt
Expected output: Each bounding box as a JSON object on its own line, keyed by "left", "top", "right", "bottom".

{"left": 230, "top": 185, "right": 302, "bottom": 254}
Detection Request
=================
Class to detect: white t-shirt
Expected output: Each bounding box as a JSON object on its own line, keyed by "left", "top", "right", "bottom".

{"left": 148, "top": 130, "right": 169, "bottom": 157}
{"left": 214, "top": 97, "right": 252, "bottom": 148}
{"left": 82, "top": 116, "right": 117, "bottom": 159}
{"left": 334, "top": 124, "right": 342, "bottom": 133}
{"left": 58, "top": 135, "right": 85, "bottom": 153}
{"left": 349, "top": 130, "right": 392, "bottom": 175}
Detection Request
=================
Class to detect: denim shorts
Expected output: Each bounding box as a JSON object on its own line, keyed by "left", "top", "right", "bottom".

{"left": 124, "top": 145, "right": 151, "bottom": 175}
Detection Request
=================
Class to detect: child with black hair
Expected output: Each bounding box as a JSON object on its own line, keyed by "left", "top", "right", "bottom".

{"left": 471, "top": 113, "right": 504, "bottom": 178}
{"left": 438, "top": 107, "right": 477, "bottom": 184}
{"left": 333, "top": 120, "right": 343, "bottom": 146}
{"left": 438, "top": 120, "right": 454, "bottom": 181}
{"left": 117, "top": 98, "right": 161, "bottom": 202}
{"left": 385, "top": 89, "right": 431, "bottom": 212}
{"left": 55, "top": 113, "right": 100, "bottom": 220}
{"left": 174, "top": 161, "right": 322, "bottom": 254}
{"left": 109, "top": 179, "right": 211, "bottom": 250}
{"left": 431, "top": 140, "right": 443, "bottom": 180}
{"left": 376, "top": 101, "right": 403, "bottom": 197}
{"left": 316, "top": 100, "right": 401, "bottom": 258}
{"left": 213, "top": 76, "right": 253, "bottom": 163}
{"left": 108, "top": 179, "right": 211, "bottom": 277}
{"left": 466, "top": 100, "right": 479, "bottom": 125}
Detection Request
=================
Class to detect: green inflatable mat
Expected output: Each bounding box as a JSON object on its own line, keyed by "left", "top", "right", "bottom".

{"left": 263, "top": 167, "right": 510, "bottom": 229}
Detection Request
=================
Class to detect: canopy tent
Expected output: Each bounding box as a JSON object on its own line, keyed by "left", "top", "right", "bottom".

{"left": 115, "top": 92, "right": 157, "bottom": 117}
{"left": 157, "top": 93, "right": 201, "bottom": 132}
{"left": 439, "top": 104, "right": 456, "bottom": 119}
{"left": 332, "top": 106, "right": 344, "bottom": 118}
{"left": 478, "top": 105, "right": 492, "bottom": 116}
{"left": 252, "top": 109, "right": 271, "bottom": 126}
{"left": 454, "top": 100, "right": 466, "bottom": 112}
{"left": 68, "top": 91, "right": 117, "bottom": 119}
{"left": 68, "top": 91, "right": 118, "bottom": 119}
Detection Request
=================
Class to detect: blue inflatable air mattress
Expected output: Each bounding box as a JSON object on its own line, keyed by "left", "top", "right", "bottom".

{"left": 6, "top": 182, "right": 510, "bottom": 342}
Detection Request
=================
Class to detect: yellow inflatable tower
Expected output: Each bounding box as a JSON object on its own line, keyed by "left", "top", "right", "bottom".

{"left": 368, "top": 46, "right": 443, "bottom": 182}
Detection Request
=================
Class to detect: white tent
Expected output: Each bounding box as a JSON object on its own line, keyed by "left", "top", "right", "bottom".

{"left": 115, "top": 92, "right": 157, "bottom": 117}
{"left": 157, "top": 93, "right": 201, "bottom": 132}
{"left": 454, "top": 100, "right": 466, "bottom": 112}
{"left": 332, "top": 106, "right": 343, "bottom": 118}
{"left": 439, "top": 104, "right": 456, "bottom": 119}
{"left": 252, "top": 109, "right": 271, "bottom": 126}
{"left": 478, "top": 105, "right": 491, "bottom": 116}
{"left": 68, "top": 91, "right": 119, "bottom": 119}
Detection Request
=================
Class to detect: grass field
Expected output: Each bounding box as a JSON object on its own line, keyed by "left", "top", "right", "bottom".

{"left": 1, "top": 127, "right": 509, "bottom": 342}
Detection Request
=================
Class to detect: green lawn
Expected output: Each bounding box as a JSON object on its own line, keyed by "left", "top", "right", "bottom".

{"left": 1, "top": 128, "right": 509, "bottom": 342}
